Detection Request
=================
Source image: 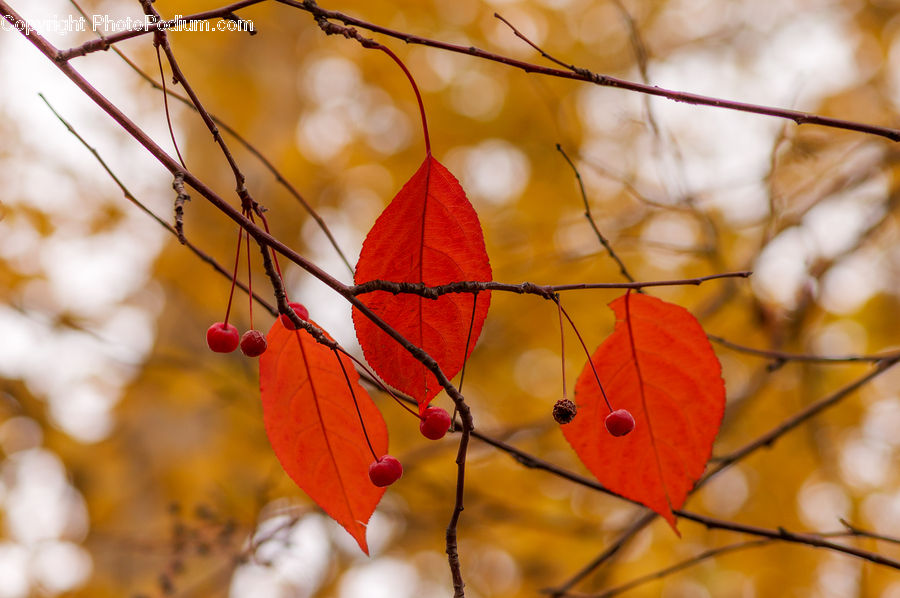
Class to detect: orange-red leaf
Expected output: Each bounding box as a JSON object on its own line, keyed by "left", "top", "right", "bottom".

{"left": 562, "top": 293, "right": 725, "bottom": 532}
{"left": 259, "top": 320, "right": 388, "bottom": 554}
{"left": 353, "top": 155, "right": 491, "bottom": 411}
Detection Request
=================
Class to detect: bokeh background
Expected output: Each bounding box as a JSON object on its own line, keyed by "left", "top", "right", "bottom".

{"left": 1, "top": 0, "right": 900, "bottom": 596}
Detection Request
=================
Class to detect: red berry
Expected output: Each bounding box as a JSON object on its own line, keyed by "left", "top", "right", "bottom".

{"left": 240, "top": 329, "right": 267, "bottom": 357}
{"left": 206, "top": 322, "right": 239, "bottom": 353}
{"left": 605, "top": 409, "right": 635, "bottom": 437}
{"left": 368, "top": 455, "right": 403, "bottom": 487}
{"left": 279, "top": 302, "right": 309, "bottom": 330}
{"left": 419, "top": 406, "right": 452, "bottom": 440}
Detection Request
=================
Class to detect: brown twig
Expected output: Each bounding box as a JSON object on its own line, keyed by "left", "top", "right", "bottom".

{"left": 556, "top": 144, "right": 635, "bottom": 282}
{"left": 708, "top": 334, "right": 900, "bottom": 365}
{"left": 53, "top": 0, "right": 900, "bottom": 141}
{"left": 2, "top": 3, "right": 468, "bottom": 430}
{"left": 349, "top": 271, "right": 752, "bottom": 300}
{"left": 56, "top": 0, "right": 266, "bottom": 61}
{"left": 544, "top": 512, "right": 655, "bottom": 596}
{"left": 469, "top": 416, "right": 900, "bottom": 574}
{"left": 172, "top": 173, "right": 190, "bottom": 244}
{"left": 275, "top": 0, "right": 900, "bottom": 142}
{"left": 65, "top": 0, "right": 354, "bottom": 275}
{"left": 702, "top": 355, "right": 900, "bottom": 483}
{"left": 567, "top": 539, "right": 773, "bottom": 598}
{"left": 565, "top": 525, "right": 898, "bottom": 598}
{"left": 38, "top": 93, "right": 276, "bottom": 316}
{"left": 676, "top": 511, "right": 900, "bottom": 569}
{"left": 139, "top": 1, "right": 250, "bottom": 205}
{"left": 541, "top": 355, "right": 900, "bottom": 594}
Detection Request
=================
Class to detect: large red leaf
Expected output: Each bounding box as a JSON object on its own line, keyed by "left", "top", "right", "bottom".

{"left": 259, "top": 320, "right": 388, "bottom": 554}
{"left": 353, "top": 155, "right": 491, "bottom": 411}
{"left": 562, "top": 292, "right": 725, "bottom": 531}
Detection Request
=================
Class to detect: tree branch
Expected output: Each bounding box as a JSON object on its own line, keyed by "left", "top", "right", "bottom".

{"left": 276, "top": 0, "right": 900, "bottom": 142}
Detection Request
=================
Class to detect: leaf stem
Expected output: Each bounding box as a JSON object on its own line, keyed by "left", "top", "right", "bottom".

{"left": 372, "top": 45, "right": 430, "bottom": 155}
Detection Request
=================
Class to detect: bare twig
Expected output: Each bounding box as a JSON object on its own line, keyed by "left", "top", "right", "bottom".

{"left": 274, "top": 0, "right": 900, "bottom": 142}
{"left": 349, "top": 271, "right": 752, "bottom": 300}
{"left": 139, "top": 1, "right": 251, "bottom": 206}
{"left": 709, "top": 334, "right": 900, "bottom": 365}
{"left": 567, "top": 524, "right": 900, "bottom": 598}
{"left": 172, "top": 173, "right": 190, "bottom": 244}
{"left": 556, "top": 144, "right": 635, "bottom": 282}
{"left": 56, "top": 0, "right": 266, "bottom": 61}
{"left": 541, "top": 355, "right": 900, "bottom": 594}
{"left": 2, "top": 3, "right": 467, "bottom": 430}
{"left": 543, "top": 512, "right": 655, "bottom": 596}
{"left": 38, "top": 93, "right": 276, "bottom": 316}
{"left": 470, "top": 418, "right": 900, "bottom": 574}
{"left": 676, "top": 511, "right": 900, "bottom": 569}
{"left": 65, "top": 0, "right": 354, "bottom": 274}
{"left": 840, "top": 519, "right": 900, "bottom": 546}
{"left": 569, "top": 539, "right": 773, "bottom": 598}
{"left": 57, "top": 0, "right": 900, "bottom": 140}
{"left": 703, "top": 355, "right": 900, "bottom": 482}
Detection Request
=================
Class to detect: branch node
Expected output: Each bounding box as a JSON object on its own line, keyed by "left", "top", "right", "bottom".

{"left": 172, "top": 173, "right": 190, "bottom": 245}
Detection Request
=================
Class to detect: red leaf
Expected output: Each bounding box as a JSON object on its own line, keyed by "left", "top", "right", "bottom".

{"left": 259, "top": 320, "right": 388, "bottom": 554}
{"left": 353, "top": 155, "right": 491, "bottom": 411}
{"left": 562, "top": 293, "right": 725, "bottom": 532}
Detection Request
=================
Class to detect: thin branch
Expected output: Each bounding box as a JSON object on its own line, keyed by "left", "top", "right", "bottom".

{"left": 567, "top": 523, "right": 900, "bottom": 598}
{"left": 675, "top": 511, "right": 900, "bottom": 570}
{"left": 537, "top": 356, "right": 900, "bottom": 594}
{"left": 68, "top": 0, "right": 352, "bottom": 276}
{"left": 702, "top": 354, "right": 900, "bottom": 483}
{"left": 172, "top": 173, "right": 190, "bottom": 244}
{"left": 446, "top": 426, "right": 470, "bottom": 597}
{"left": 840, "top": 519, "right": 900, "bottom": 546}
{"left": 56, "top": 0, "right": 267, "bottom": 61}
{"left": 3, "top": 4, "right": 468, "bottom": 435}
{"left": 569, "top": 539, "right": 773, "bottom": 598}
{"left": 51, "top": 0, "right": 900, "bottom": 141}
{"left": 556, "top": 144, "right": 635, "bottom": 282}
{"left": 140, "top": 1, "right": 250, "bottom": 204}
{"left": 544, "top": 512, "right": 655, "bottom": 597}
{"left": 84, "top": 27, "right": 355, "bottom": 275}
{"left": 470, "top": 421, "right": 900, "bottom": 573}
{"left": 709, "top": 334, "right": 900, "bottom": 365}
{"left": 349, "top": 271, "right": 752, "bottom": 300}
{"left": 274, "top": 0, "right": 900, "bottom": 142}
{"left": 38, "top": 93, "right": 276, "bottom": 316}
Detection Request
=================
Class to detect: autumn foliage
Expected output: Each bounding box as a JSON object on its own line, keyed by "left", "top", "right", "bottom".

{"left": 260, "top": 320, "right": 388, "bottom": 554}
{"left": 353, "top": 155, "right": 492, "bottom": 411}
{"left": 563, "top": 292, "right": 726, "bottom": 531}
{"left": 2, "top": 1, "right": 900, "bottom": 597}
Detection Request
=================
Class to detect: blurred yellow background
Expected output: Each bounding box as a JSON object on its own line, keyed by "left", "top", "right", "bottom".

{"left": 1, "top": 0, "right": 899, "bottom": 596}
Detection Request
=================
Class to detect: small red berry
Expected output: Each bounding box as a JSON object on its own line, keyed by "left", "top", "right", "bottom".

{"left": 368, "top": 455, "right": 403, "bottom": 487}
{"left": 279, "top": 302, "right": 309, "bottom": 330}
{"left": 206, "top": 322, "right": 239, "bottom": 353}
{"left": 240, "top": 329, "right": 267, "bottom": 357}
{"left": 605, "top": 409, "right": 635, "bottom": 437}
{"left": 419, "top": 406, "right": 452, "bottom": 440}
